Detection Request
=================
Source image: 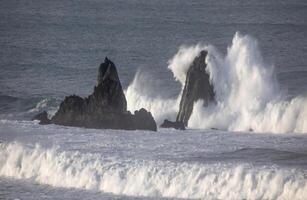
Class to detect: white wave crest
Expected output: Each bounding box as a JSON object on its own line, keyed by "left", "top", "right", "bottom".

{"left": 167, "top": 44, "right": 207, "bottom": 85}
{"left": 125, "top": 71, "right": 179, "bottom": 124}
{"left": 28, "top": 98, "right": 58, "bottom": 118}
{"left": 28, "top": 98, "right": 50, "bottom": 113}
{"left": 0, "top": 142, "right": 306, "bottom": 199}
{"left": 125, "top": 32, "right": 307, "bottom": 133}
{"left": 189, "top": 32, "right": 307, "bottom": 133}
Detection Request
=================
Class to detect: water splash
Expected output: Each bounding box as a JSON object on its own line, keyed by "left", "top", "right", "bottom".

{"left": 126, "top": 32, "right": 307, "bottom": 133}
{"left": 1, "top": 142, "right": 306, "bottom": 199}
{"left": 125, "top": 71, "right": 179, "bottom": 124}
{"left": 189, "top": 32, "right": 307, "bottom": 133}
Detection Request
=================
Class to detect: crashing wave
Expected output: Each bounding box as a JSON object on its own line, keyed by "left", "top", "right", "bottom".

{"left": 125, "top": 71, "right": 180, "bottom": 124}
{"left": 0, "top": 142, "right": 306, "bottom": 199}
{"left": 125, "top": 32, "right": 307, "bottom": 134}
{"left": 28, "top": 97, "right": 59, "bottom": 118}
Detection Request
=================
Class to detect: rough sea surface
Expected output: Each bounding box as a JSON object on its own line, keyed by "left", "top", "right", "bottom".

{"left": 1, "top": 0, "right": 307, "bottom": 199}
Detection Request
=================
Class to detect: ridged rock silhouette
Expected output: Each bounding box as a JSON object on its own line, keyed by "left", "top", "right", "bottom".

{"left": 176, "top": 50, "right": 215, "bottom": 126}
{"left": 35, "top": 57, "right": 157, "bottom": 131}
{"left": 161, "top": 50, "right": 215, "bottom": 129}
{"left": 160, "top": 119, "right": 185, "bottom": 130}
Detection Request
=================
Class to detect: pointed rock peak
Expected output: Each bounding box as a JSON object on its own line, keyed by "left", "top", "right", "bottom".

{"left": 193, "top": 50, "right": 208, "bottom": 64}
{"left": 176, "top": 49, "right": 214, "bottom": 126}
{"left": 199, "top": 50, "right": 207, "bottom": 57}
{"left": 190, "top": 50, "right": 208, "bottom": 72}
{"left": 104, "top": 57, "right": 110, "bottom": 63}
{"left": 98, "top": 57, "right": 119, "bottom": 85}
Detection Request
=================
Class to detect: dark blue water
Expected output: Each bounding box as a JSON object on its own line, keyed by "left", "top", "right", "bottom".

{"left": 1, "top": 0, "right": 307, "bottom": 113}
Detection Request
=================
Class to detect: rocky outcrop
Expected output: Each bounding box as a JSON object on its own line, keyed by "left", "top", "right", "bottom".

{"left": 95, "top": 57, "right": 127, "bottom": 112}
{"left": 162, "top": 50, "right": 214, "bottom": 128}
{"left": 35, "top": 57, "right": 157, "bottom": 131}
{"left": 176, "top": 50, "right": 215, "bottom": 126}
{"left": 32, "top": 111, "right": 51, "bottom": 125}
{"left": 160, "top": 119, "right": 185, "bottom": 130}
{"left": 133, "top": 108, "right": 157, "bottom": 131}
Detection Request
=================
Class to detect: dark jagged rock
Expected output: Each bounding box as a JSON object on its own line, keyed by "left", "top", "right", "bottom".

{"left": 133, "top": 108, "right": 157, "bottom": 131}
{"left": 34, "top": 57, "right": 157, "bottom": 131}
{"left": 32, "top": 111, "right": 51, "bottom": 125}
{"left": 95, "top": 57, "right": 127, "bottom": 112}
{"left": 51, "top": 95, "right": 87, "bottom": 127}
{"left": 176, "top": 50, "right": 215, "bottom": 126}
{"left": 160, "top": 119, "right": 185, "bottom": 130}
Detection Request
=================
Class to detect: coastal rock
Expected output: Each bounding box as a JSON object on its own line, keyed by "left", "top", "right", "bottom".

{"left": 176, "top": 50, "right": 215, "bottom": 126}
{"left": 95, "top": 57, "right": 127, "bottom": 112}
{"left": 32, "top": 111, "right": 51, "bottom": 125}
{"left": 133, "top": 108, "right": 157, "bottom": 131}
{"left": 160, "top": 119, "right": 185, "bottom": 130}
{"left": 34, "top": 57, "right": 157, "bottom": 131}
{"left": 50, "top": 95, "right": 87, "bottom": 127}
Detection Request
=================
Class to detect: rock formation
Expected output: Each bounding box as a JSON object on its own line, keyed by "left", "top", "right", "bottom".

{"left": 162, "top": 50, "right": 215, "bottom": 129}
{"left": 32, "top": 111, "right": 51, "bottom": 125}
{"left": 160, "top": 119, "right": 185, "bottom": 130}
{"left": 133, "top": 108, "right": 157, "bottom": 131}
{"left": 34, "top": 58, "right": 157, "bottom": 131}
{"left": 176, "top": 50, "right": 215, "bottom": 126}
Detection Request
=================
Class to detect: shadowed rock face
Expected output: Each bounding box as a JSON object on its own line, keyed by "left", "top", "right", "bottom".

{"left": 176, "top": 50, "right": 215, "bottom": 126}
{"left": 32, "top": 111, "right": 51, "bottom": 125}
{"left": 37, "top": 57, "right": 157, "bottom": 131}
{"left": 133, "top": 108, "right": 157, "bottom": 131}
{"left": 95, "top": 58, "right": 127, "bottom": 112}
{"left": 160, "top": 119, "right": 185, "bottom": 130}
{"left": 161, "top": 50, "right": 215, "bottom": 129}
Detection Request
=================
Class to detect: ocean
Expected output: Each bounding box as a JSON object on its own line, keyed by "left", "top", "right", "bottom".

{"left": 0, "top": 0, "right": 307, "bottom": 199}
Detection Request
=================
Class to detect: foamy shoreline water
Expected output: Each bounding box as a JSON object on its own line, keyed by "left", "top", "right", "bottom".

{"left": 1, "top": 119, "right": 307, "bottom": 199}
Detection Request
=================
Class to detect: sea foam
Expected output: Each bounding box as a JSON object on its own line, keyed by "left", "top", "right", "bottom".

{"left": 0, "top": 142, "right": 306, "bottom": 199}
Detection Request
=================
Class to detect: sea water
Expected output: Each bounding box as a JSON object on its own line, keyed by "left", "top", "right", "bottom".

{"left": 1, "top": 0, "right": 307, "bottom": 199}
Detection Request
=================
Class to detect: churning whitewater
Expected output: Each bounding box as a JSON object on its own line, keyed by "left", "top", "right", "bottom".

{"left": 126, "top": 32, "right": 307, "bottom": 134}
{"left": 1, "top": 141, "right": 307, "bottom": 199}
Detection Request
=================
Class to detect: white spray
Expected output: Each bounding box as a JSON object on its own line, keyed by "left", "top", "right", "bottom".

{"left": 125, "top": 32, "right": 307, "bottom": 133}
{"left": 189, "top": 32, "right": 307, "bottom": 133}
{"left": 125, "top": 71, "right": 179, "bottom": 124}
{"left": 125, "top": 44, "right": 207, "bottom": 124}
{"left": 1, "top": 142, "right": 306, "bottom": 199}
